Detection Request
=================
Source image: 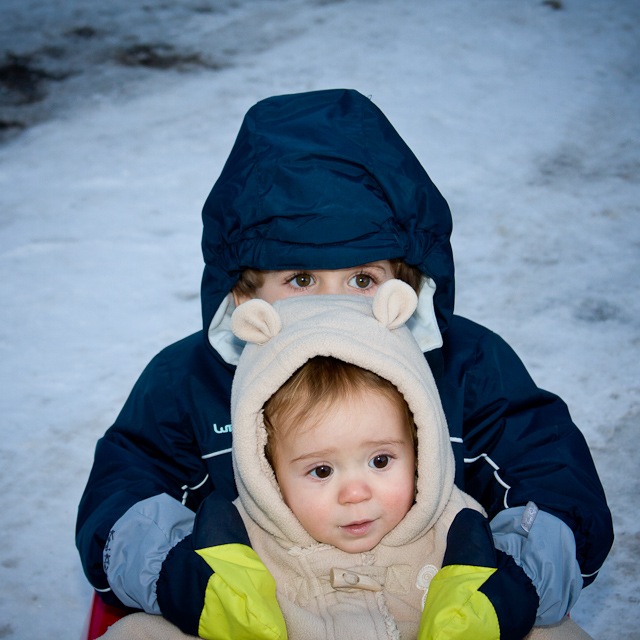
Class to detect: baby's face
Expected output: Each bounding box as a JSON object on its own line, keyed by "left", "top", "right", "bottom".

{"left": 272, "top": 389, "right": 416, "bottom": 553}
{"left": 234, "top": 261, "right": 395, "bottom": 305}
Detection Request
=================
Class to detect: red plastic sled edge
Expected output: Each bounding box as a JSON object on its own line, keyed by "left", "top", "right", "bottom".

{"left": 81, "top": 592, "right": 129, "bottom": 640}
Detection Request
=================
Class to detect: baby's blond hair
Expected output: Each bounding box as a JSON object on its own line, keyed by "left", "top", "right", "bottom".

{"left": 263, "top": 356, "right": 416, "bottom": 470}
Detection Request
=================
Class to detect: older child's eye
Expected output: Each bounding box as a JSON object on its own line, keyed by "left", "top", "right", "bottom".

{"left": 349, "top": 273, "right": 373, "bottom": 289}
{"left": 289, "top": 273, "right": 315, "bottom": 288}
{"left": 309, "top": 465, "right": 333, "bottom": 479}
{"left": 369, "top": 455, "right": 391, "bottom": 469}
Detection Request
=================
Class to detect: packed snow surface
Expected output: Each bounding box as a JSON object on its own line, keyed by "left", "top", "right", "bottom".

{"left": 0, "top": 1, "right": 638, "bottom": 638}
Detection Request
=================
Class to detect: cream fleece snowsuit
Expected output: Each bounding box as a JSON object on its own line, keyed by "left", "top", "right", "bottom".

{"left": 229, "top": 280, "right": 483, "bottom": 640}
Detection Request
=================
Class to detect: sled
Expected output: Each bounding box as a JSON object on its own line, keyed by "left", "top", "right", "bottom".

{"left": 81, "top": 592, "right": 129, "bottom": 640}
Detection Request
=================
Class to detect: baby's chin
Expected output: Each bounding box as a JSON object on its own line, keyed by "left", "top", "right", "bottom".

{"left": 336, "top": 541, "right": 378, "bottom": 553}
{"left": 331, "top": 533, "right": 385, "bottom": 554}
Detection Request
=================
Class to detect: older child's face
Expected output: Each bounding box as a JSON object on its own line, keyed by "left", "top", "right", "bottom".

{"left": 272, "top": 389, "right": 416, "bottom": 553}
{"left": 234, "top": 261, "right": 395, "bottom": 305}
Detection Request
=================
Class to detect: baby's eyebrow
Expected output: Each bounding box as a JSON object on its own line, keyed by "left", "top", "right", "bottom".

{"left": 290, "top": 449, "right": 336, "bottom": 464}
{"left": 362, "top": 438, "right": 409, "bottom": 449}
{"left": 290, "top": 439, "right": 408, "bottom": 464}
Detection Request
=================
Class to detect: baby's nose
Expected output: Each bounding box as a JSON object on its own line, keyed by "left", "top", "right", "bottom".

{"left": 338, "top": 477, "right": 372, "bottom": 504}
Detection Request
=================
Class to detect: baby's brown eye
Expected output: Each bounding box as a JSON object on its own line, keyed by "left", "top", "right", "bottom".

{"left": 352, "top": 274, "right": 372, "bottom": 289}
{"left": 310, "top": 465, "right": 333, "bottom": 479}
{"left": 370, "top": 455, "right": 390, "bottom": 469}
{"left": 292, "top": 274, "right": 314, "bottom": 288}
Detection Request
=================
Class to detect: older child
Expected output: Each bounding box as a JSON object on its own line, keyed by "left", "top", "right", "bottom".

{"left": 77, "top": 89, "right": 611, "bottom": 639}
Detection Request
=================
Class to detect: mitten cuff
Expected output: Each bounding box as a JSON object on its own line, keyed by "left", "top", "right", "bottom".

{"left": 491, "top": 505, "right": 583, "bottom": 625}
{"left": 104, "top": 493, "right": 195, "bottom": 612}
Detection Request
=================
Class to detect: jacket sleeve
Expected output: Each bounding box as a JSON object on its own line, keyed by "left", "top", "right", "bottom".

{"left": 75, "top": 343, "right": 223, "bottom": 609}
{"left": 419, "top": 509, "right": 538, "bottom": 640}
{"left": 441, "top": 317, "right": 613, "bottom": 589}
{"left": 156, "top": 494, "right": 287, "bottom": 640}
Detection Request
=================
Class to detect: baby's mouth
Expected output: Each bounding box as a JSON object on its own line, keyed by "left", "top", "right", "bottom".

{"left": 340, "top": 520, "right": 375, "bottom": 536}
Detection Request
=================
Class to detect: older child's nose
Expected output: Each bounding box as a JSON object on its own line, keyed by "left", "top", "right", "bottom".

{"left": 315, "top": 278, "right": 344, "bottom": 295}
{"left": 338, "top": 477, "right": 372, "bottom": 505}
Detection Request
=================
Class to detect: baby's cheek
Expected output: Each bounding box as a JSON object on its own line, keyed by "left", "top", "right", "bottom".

{"left": 387, "top": 480, "right": 416, "bottom": 523}
{"left": 298, "top": 504, "right": 333, "bottom": 542}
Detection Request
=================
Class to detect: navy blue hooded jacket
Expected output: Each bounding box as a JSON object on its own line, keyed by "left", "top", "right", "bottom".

{"left": 76, "top": 89, "right": 612, "bottom": 630}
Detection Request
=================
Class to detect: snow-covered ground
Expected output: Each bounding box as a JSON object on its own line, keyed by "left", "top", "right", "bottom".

{"left": 0, "top": 1, "right": 638, "bottom": 638}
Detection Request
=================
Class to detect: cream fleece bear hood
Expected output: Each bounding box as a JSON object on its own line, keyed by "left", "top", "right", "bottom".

{"left": 230, "top": 280, "right": 455, "bottom": 549}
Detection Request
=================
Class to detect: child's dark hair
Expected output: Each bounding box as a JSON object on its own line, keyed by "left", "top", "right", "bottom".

{"left": 262, "top": 356, "right": 417, "bottom": 469}
{"left": 233, "top": 259, "right": 424, "bottom": 300}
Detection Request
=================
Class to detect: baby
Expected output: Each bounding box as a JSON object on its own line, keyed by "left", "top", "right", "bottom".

{"left": 230, "top": 279, "right": 484, "bottom": 639}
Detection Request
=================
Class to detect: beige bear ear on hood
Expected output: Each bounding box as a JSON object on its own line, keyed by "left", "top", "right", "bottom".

{"left": 231, "top": 299, "right": 282, "bottom": 344}
{"left": 372, "top": 279, "right": 418, "bottom": 329}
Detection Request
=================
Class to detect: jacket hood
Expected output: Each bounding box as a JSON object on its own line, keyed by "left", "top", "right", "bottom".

{"left": 230, "top": 280, "right": 456, "bottom": 549}
{"left": 201, "top": 89, "right": 455, "bottom": 347}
